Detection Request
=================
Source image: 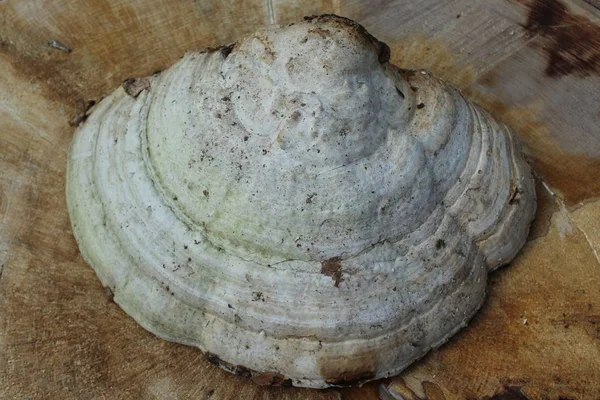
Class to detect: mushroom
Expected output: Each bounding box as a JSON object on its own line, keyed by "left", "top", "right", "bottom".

{"left": 66, "top": 15, "right": 536, "bottom": 388}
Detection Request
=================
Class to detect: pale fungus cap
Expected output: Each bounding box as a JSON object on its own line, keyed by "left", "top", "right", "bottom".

{"left": 67, "top": 15, "right": 536, "bottom": 388}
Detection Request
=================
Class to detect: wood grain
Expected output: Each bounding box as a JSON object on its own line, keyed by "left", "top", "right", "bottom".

{"left": 1, "top": 0, "right": 599, "bottom": 399}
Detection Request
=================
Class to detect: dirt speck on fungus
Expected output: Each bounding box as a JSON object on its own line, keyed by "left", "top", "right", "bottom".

{"left": 303, "top": 14, "right": 391, "bottom": 64}
{"left": 123, "top": 77, "right": 150, "bottom": 98}
{"left": 69, "top": 98, "right": 96, "bottom": 127}
{"left": 220, "top": 43, "right": 235, "bottom": 59}
{"left": 321, "top": 257, "right": 343, "bottom": 287}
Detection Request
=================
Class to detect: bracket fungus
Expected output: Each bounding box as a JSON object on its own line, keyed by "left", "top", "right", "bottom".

{"left": 66, "top": 15, "right": 536, "bottom": 388}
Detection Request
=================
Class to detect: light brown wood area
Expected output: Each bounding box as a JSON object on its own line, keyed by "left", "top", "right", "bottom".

{"left": 1, "top": 0, "right": 599, "bottom": 399}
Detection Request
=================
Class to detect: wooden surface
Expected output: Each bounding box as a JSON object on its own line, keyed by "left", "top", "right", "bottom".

{"left": 1, "top": 0, "right": 600, "bottom": 399}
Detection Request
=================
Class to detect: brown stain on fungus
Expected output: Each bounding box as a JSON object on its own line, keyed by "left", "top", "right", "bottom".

{"left": 307, "top": 27, "right": 332, "bottom": 38}
{"left": 318, "top": 350, "right": 377, "bottom": 388}
{"left": 523, "top": 0, "right": 600, "bottom": 78}
{"left": 321, "top": 257, "right": 342, "bottom": 287}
